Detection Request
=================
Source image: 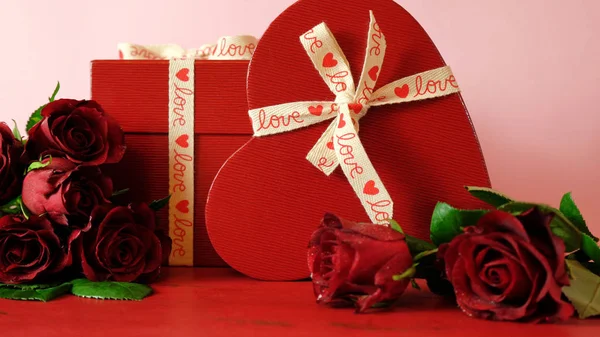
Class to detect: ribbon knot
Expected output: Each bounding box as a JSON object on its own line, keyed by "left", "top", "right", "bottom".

{"left": 248, "top": 11, "right": 461, "bottom": 224}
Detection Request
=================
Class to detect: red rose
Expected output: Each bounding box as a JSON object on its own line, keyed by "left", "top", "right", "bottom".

{"left": 439, "top": 208, "right": 574, "bottom": 322}
{"left": 0, "top": 215, "right": 69, "bottom": 284}
{"left": 308, "top": 213, "right": 414, "bottom": 312}
{"left": 21, "top": 157, "right": 113, "bottom": 229}
{"left": 77, "top": 203, "right": 168, "bottom": 283}
{"left": 0, "top": 122, "right": 25, "bottom": 204}
{"left": 26, "top": 99, "right": 125, "bottom": 166}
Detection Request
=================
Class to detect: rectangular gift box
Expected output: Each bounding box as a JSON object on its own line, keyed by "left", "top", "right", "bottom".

{"left": 91, "top": 60, "right": 252, "bottom": 266}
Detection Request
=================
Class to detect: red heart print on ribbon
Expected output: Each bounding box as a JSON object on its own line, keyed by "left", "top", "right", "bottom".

{"left": 348, "top": 103, "right": 363, "bottom": 114}
{"left": 176, "top": 68, "right": 190, "bottom": 82}
{"left": 338, "top": 113, "right": 346, "bottom": 128}
{"left": 176, "top": 200, "right": 190, "bottom": 214}
{"left": 327, "top": 138, "right": 334, "bottom": 150}
{"left": 308, "top": 105, "right": 324, "bottom": 116}
{"left": 363, "top": 180, "right": 380, "bottom": 196}
{"left": 322, "top": 52, "right": 338, "bottom": 68}
{"left": 394, "top": 84, "right": 409, "bottom": 98}
{"left": 368, "top": 66, "right": 379, "bottom": 81}
{"left": 175, "top": 134, "right": 190, "bottom": 148}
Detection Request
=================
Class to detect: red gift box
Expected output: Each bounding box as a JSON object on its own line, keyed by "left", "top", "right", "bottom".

{"left": 206, "top": 0, "right": 492, "bottom": 280}
{"left": 91, "top": 60, "right": 252, "bottom": 266}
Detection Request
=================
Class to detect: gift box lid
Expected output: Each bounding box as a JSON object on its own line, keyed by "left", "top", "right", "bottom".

{"left": 91, "top": 60, "right": 253, "bottom": 135}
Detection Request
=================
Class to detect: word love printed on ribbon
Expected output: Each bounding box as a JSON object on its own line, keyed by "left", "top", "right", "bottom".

{"left": 117, "top": 35, "right": 258, "bottom": 61}
{"left": 168, "top": 59, "right": 195, "bottom": 266}
{"left": 248, "top": 11, "right": 461, "bottom": 225}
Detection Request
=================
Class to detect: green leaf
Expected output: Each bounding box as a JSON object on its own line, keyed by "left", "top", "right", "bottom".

{"left": 560, "top": 193, "right": 597, "bottom": 241}
{"left": 70, "top": 279, "right": 152, "bottom": 300}
{"left": 11, "top": 120, "right": 23, "bottom": 144}
{"left": 562, "top": 260, "right": 600, "bottom": 319}
{"left": 0, "top": 282, "right": 63, "bottom": 290}
{"left": 465, "top": 186, "right": 513, "bottom": 207}
{"left": 405, "top": 235, "right": 436, "bottom": 257}
{"left": 387, "top": 219, "right": 403, "bottom": 234}
{"left": 27, "top": 156, "right": 52, "bottom": 173}
{"left": 0, "top": 196, "right": 31, "bottom": 219}
{"left": 25, "top": 82, "right": 60, "bottom": 132}
{"left": 498, "top": 202, "right": 582, "bottom": 253}
{"left": 0, "top": 282, "right": 71, "bottom": 302}
{"left": 149, "top": 195, "right": 171, "bottom": 211}
{"left": 429, "top": 202, "right": 488, "bottom": 246}
{"left": 411, "top": 279, "right": 421, "bottom": 290}
{"left": 26, "top": 106, "right": 44, "bottom": 132}
{"left": 48, "top": 81, "right": 60, "bottom": 102}
{"left": 112, "top": 188, "right": 130, "bottom": 197}
{"left": 582, "top": 234, "right": 600, "bottom": 267}
{"left": 0, "top": 196, "right": 24, "bottom": 215}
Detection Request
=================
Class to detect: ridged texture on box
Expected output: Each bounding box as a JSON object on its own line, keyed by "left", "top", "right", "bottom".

{"left": 91, "top": 60, "right": 252, "bottom": 266}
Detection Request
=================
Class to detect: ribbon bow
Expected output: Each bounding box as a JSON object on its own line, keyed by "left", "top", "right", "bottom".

{"left": 118, "top": 35, "right": 258, "bottom": 60}
{"left": 249, "top": 11, "right": 460, "bottom": 224}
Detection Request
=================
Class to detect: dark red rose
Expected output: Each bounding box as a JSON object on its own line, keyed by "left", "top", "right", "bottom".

{"left": 77, "top": 203, "right": 168, "bottom": 283}
{"left": 0, "top": 122, "right": 25, "bottom": 205}
{"left": 308, "top": 213, "right": 414, "bottom": 312}
{"left": 0, "top": 215, "right": 69, "bottom": 284}
{"left": 21, "top": 157, "right": 113, "bottom": 229}
{"left": 26, "top": 99, "right": 125, "bottom": 166}
{"left": 439, "top": 208, "right": 574, "bottom": 322}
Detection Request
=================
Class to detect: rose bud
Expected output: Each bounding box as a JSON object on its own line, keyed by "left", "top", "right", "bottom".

{"left": 0, "top": 215, "right": 69, "bottom": 284}
{"left": 77, "top": 203, "right": 167, "bottom": 283}
{"left": 21, "top": 157, "right": 113, "bottom": 229}
{"left": 26, "top": 99, "right": 126, "bottom": 166}
{"left": 439, "top": 208, "right": 574, "bottom": 323}
{"left": 308, "top": 213, "right": 414, "bottom": 313}
{"left": 0, "top": 122, "right": 25, "bottom": 205}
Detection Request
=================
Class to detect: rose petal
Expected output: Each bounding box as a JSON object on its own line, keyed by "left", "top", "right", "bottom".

{"left": 477, "top": 211, "right": 529, "bottom": 241}
{"left": 336, "top": 230, "right": 405, "bottom": 284}
{"left": 129, "top": 203, "right": 157, "bottom": 231}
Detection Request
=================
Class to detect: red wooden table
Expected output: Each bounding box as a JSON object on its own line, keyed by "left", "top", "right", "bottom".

{"left": 1, "top": 268, "right": 598, "bottom": 336}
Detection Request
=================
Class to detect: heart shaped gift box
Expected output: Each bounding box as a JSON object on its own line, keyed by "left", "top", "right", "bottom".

{"left": 206, "top": 0, "right": 491, "bottom": 280}
{"left": 91, "top": 59, "right": 252, "bottom": 267}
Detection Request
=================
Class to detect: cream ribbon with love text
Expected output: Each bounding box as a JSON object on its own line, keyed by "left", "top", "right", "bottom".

{"left": 118, "top": 35, "right": 258, "bottom": 60}
{"left": 118, "top": 35, "right": 257, "bottom": 266}
{"left": 249, "top": 11, "right": 460, "bottom": 224}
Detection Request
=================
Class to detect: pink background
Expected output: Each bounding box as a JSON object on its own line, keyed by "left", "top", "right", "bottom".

{"left": 0, "top": 0, "right": 598, "bottom": 232}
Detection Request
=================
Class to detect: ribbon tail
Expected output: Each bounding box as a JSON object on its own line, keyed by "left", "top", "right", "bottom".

{"left": 249, "top": 102, "right": 337, "bottom": 137}
{"left": 370, "top": 66, "right": 460, "bottom": 106}
{"left": 306, "top": 119, "right": 340, "bottom": 175}
{"left": 332, "top": 105, "right": 394, "bottom": 224}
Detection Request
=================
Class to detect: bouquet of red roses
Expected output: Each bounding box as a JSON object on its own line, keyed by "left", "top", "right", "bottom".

{"left": 309, "top": 187, "right": 600, "bottom": 323}
{"left": 0, "top": 83, "right": 171, "bottom": 301}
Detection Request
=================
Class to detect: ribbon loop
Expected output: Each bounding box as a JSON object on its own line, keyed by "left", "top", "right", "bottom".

{"left": 118, "top": 35, "right": 258, "bottom": 60}
{"left": 300, "top": 23, "right": 355, "bottom": 99}
{"left": 370, "top": 66, "right": 459, "bottom": 106}
{"left": 354, "top": 11, "right": 386, "bottom": 112}
{"left": 248, "top": 11, "right": 462, "bottom": 224}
